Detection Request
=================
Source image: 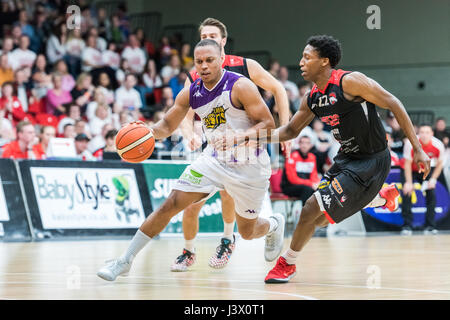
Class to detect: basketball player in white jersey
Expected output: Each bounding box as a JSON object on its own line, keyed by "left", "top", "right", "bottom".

{"left": 97, "top": 39, "right": 286, "bottom": 281}
{"left": 172, "top": 17, "right": 292, "bottom": 271}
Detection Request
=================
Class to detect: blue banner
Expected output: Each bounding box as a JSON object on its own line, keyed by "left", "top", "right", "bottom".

{"left": 363, "top": 168, "right": 450, "bottom": 227}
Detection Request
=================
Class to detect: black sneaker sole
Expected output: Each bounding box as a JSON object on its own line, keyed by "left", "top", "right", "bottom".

{"left": 264, "top": 272, "right": 296, "bottom": 284}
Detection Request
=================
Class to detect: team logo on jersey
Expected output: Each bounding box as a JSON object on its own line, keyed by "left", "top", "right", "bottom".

{"left": 321, "top": 114, "right": 340, "bottom": 127}
{"left": 203, "top": 105, "right": 228, "bottom": 129}
{"left": 331, "top": 179, "right": 343, "bottom": 194}
{"left": 322, "top": 194, "right": 332, "bottom": 209}
{"left": 329, "top": 92, "right": 337, "bottom": 105}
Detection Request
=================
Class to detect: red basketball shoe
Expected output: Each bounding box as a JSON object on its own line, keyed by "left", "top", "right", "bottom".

{"left": 379, "top": 183, "right": 400, "bottom": 212}
{"left": 264, "top": 256, "right": 297, "bottom": 283}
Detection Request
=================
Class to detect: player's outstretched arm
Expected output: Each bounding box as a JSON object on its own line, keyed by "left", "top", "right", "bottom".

{"left": 273, "top": 91, "right": 315, "bottom": 143}
{"left": 247, "top": 58, "right": 292, "bottom": 155}
{"left": 342, "top": 72, "right": 431, "bottom": 178}
{"left": 246, "top": 59, "right": 290, "bottom": 126}
{"left": 150, "top": 87, "right": 191, "bottom": 140}
{"left": 178, "top": 76, "right": 201, "bottom": 150}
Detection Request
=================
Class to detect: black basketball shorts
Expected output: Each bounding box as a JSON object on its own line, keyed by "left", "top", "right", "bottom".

{"left": 314, "top": 148, "right": 391, "bottom": 224}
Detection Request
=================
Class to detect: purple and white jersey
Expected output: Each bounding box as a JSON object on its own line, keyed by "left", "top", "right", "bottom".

{"left": 189, "top": 70, "right": 269, "bottom": 166}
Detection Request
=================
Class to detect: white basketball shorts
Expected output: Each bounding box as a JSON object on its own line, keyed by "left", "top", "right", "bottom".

{"left": 173, "top": 153, "right": 271, "bottom": 219}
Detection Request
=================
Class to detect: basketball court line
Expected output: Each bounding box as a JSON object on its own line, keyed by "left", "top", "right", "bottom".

{"left": 0, "top": 279, "right": 317, "bottom": 300}
{"left": 1, "top": 272, "right": 449, "bottom": 297}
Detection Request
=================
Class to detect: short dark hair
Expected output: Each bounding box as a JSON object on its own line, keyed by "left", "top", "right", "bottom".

{"left": 199, "top": 18, "right": 228, "bottom": 38}
{"left": 194, "top": 39, "right": 221, "bottom": 54}
{"left": 306, "top": 35, "right": 342, "bottom": 68}
{"left": 419, "top": 123, "right": 433, "bottom": 130}
{"left": 105, "top": 129, "right": 118, "bottom": 140}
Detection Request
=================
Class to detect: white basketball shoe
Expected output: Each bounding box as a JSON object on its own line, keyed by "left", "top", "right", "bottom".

{"left": 264, "top": 213, "right": 285, "bottom": 262}
{"left": 97, "top": 258, "right": 132, "bottom": 281}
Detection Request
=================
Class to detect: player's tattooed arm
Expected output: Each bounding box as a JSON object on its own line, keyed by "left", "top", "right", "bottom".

{"left": 342, "top": 72, "right": 431, "bottom": 178}
{"left": 150, "top": 87, "right": 191, "bottom": 140}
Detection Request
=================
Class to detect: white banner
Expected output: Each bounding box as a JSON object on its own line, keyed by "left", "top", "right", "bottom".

{"left": 30, "top": 167, "right": 146, "bottom": 229}
{"left": 0, "top": 176, "right": 10, "bottom": 221}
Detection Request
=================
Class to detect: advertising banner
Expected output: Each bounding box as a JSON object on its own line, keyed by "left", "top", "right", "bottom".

{"left": 20, "top": 160, "right": 152, "bottom": 239}
{"left": 362, "top": 168, "right": 450, "bottom": 231}
{"left": 0, "top": 159, "right": 32, "bottom": 241}
{"left": 143, "top": 160, "right": 224, "bottom": 233}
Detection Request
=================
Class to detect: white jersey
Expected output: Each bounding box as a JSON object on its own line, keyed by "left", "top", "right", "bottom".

{"left": 189, "top": 70, "right": 270, "bottom": 167}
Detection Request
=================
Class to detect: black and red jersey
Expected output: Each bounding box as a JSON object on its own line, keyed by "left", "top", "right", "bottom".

{"left": 306, "top": 69, "right": 387, "bottom": 158}
{"left": 187, "top": 55, "right": 249, "bottom": 83}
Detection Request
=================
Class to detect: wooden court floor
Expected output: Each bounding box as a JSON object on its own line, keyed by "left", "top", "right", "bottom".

{"left": 1, "top": 234, "right": 450, "bottom": 300}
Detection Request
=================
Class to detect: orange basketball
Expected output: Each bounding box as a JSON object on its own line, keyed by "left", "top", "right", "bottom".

{"left": 115, "top": 122, "right": 155, "bottom": 163}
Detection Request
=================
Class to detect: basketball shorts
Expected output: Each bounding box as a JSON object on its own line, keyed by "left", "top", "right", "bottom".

{"left": 173, "top": 153, "right": 271, "bottom": 219}
{"left": 314, "top": 148, "right": 391, "bottom": 224}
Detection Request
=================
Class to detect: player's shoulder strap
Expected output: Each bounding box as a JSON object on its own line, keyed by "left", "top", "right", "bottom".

{"left": 187, "top": 69, "right": 199, "bottom": 83}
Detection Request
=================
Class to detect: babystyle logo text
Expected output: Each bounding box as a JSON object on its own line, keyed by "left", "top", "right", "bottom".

{"left": 35, "top": 172, "right": 111, "bottom": 210}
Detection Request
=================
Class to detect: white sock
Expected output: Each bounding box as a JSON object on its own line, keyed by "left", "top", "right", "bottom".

{"left": 282, "top": 248, "right": 300, "bottom": 265}
{"left": 120, "top": 229, "right": 152, "bottom": 263}
{"left": 223, "top": 221, "right": 235, "bottom": 240}
{"left": 267, "top": 217, "right": 278, "bottom": 234}
{"left": 364, "top": 194, "right": 387, "bottom": 208}
{"left": 184, "top": 239, "right": 195, "bottom": 252}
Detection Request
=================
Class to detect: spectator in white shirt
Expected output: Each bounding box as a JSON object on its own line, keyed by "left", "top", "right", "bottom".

{"left": 14, "top": 67, "right": 31, "bottom": 113}
{"left": 65, "top": 29, "right": 85, "bottom": 58}
{"left": 10, "top": 35, "right": 36, "bottom": 71}
{"left": 88, "top": 122, "right": 114, "bottom": 153}
{"left": 45, "top": 22, "right": 67, "bottom": 65}
{"left": 97, "top": 72, "right": 115, "bottom": 105}
{"left": 137, "top": 58, "right": 162, "bottom": 107}
{"left": 81, "top": 35, "right": 103, "bottom": 72}
{"left": 115, "top": 58, "right": 132, "bottom": 86}
{"left": 86, "top": 87, "right": 108, "bottom": 121}
{"left": 74, "top": 133, "right": 96, "bottom": 161}
{"left": 102, "top": 42, "right": 120, "bottom": 70}
{"left": 65, "top": 28, "right": 85, "bottom": 77}
{"left": 89, "top": 103, "right": 112, "bottom": 137}
{"left": 121, "top": 33, "right": 146, "bottom": 74}
{"left": 160, "top": 53, "right": 181, "bottom": 84}
{"left": 57, "top": 104, "right": 82, "bottom": 135}
{"left": 87, "top": 27, "right": 107, "bottom": 52}
{"left": 114, "top": 73, "right": 142, "bottom": 120}
{"left": 142, "top": 58, "right": 162, "bottom": 90}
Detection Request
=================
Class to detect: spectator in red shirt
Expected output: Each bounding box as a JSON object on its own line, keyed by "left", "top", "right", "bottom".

{"left": 1, "top": 121, "right": 42, "bottom": 159}
{"left": 401, "top": 124, "right": 446, "bottom": 235}
{"left": 34, "top": 125, "right": 56, "bottom": 159}
{"left": 0, "top": 81, "right": 26, "bottom": 125}
{"left": 281, "top": 135, "right": 320, "bottom": 203}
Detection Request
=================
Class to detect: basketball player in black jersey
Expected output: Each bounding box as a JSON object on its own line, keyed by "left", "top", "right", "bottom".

{"left": 216, "top": 35, "right": 431, "bottom": 283}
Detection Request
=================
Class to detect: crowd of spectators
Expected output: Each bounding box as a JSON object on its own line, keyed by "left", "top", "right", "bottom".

{"left": 0, "top": 1, "right": 449, "bottom": 183}
{"left": 0, "top": 0, "right": 194, "bottom": 160}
